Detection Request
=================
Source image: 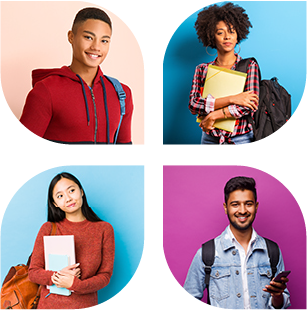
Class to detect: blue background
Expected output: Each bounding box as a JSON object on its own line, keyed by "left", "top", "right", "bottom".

{"left": 163, "top": 1, "right": 306, "bottom": 144}
{"left": 1, "top": 166, "right": 144, "bottom": 305}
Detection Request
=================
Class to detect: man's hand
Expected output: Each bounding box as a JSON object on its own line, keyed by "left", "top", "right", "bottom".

{"left": 263, "top": 276, "right": 289, "bottom": 309}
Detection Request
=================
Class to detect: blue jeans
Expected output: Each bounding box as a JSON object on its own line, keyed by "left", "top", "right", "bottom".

{"left": 201, "top": 131, "right": 254, "bottom": 144}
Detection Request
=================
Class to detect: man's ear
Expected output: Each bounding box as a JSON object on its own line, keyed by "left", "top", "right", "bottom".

{"left": 223, "top": 203, "right": 227, "bottom": 214}
{"left": 68, "top": 30, "right": 74, "bottom": 44}
{"left": 255, "top": 202, "right": 259, "bottom": 212}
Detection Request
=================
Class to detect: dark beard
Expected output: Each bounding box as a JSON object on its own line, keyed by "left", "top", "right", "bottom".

{"left": 227, "top": 213, "right": 256, "bottom": 231}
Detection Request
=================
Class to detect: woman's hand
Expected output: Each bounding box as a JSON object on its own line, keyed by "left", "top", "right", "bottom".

{"left": 51, "top": 272, "right": 74, "bottom": 289}
{"left": 60, "top": 263, "right": 81, "bottom": 278}
{"left": 50, "top": 263, "right": 81, "bottom": 289}
{"left": 199, "top": 110, "right": 225, "bottom": 132}
{"left": 199, "top": 114, "right": 215, "bottom": 132}
{"left": 230, "top": 91, "right": 259, "bottom": 110}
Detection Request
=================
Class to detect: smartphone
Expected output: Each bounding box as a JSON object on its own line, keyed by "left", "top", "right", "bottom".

{"left": 273, "top": 270, "right": 291, "bottom": 282}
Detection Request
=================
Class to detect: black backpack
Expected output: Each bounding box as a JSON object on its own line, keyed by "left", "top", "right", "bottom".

{"left": 236, "top": 58, "right": 291, "bottom": 141}
{"left": 202, "top": 237, "right": 280, "bottom": 305}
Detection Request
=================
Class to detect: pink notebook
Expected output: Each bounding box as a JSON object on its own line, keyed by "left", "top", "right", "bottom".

{"left": 43, "top": 235, "right": 76, "bottom": 289}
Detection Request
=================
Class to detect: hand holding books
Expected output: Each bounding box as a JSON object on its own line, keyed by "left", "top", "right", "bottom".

{"left": 51, "top": 263, "right": 81, "bottom": 290}
{"left": 43, "top": 235, "right": 76, "bottom": 296}
{"left": 229, "top": 91, "right": 258, "bottom": 110}
{"left": 199, "top": 90, "right": 259, "bottom": 132}
{"left": 197, "top": 65, "right": 251, "bottom": 132}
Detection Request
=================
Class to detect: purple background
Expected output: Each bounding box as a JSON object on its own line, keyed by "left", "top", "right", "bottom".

{"left": 163, "top": 166, "right": 306, "bottom": 309}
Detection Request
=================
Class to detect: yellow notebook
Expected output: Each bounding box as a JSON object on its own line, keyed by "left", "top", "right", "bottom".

{"left": 197, "top": 65, "right": 247, "bottom": 132}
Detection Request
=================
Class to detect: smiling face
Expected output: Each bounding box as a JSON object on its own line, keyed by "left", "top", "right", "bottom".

{"left": 223, "top": 189, "right": 258, "bottom": 232}
{"left": 52, "top": 177, "right": 84, "bottom": 217}
{"left": 214, "top": 20, "right": 237, "bottom": 53}
{"left": 68, "top": 18, "right": 112, "bottom": 72}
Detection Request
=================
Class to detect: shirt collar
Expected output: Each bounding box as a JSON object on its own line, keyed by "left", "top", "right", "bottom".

{"left": 227, "top": 225, "right": 257, "bottom": 245}
{"left": 221, "top": 225, "right": 258, "bottom": 251}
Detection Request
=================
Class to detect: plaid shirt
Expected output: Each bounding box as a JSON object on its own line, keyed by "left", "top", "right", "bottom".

{"left": 188, "top": 54, "right": 260, "bottom": 144}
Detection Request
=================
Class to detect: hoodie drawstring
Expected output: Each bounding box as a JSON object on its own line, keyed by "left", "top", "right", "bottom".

{"left": 76, "top": 74, "right": 90, "bottom": 126}
{"left": 77, "top": 75, "right": 124, "bottom": 144}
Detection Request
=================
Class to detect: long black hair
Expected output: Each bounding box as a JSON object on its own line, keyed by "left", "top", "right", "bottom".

{"left": 47, "top": 172, "right": 102, "bottom": 222}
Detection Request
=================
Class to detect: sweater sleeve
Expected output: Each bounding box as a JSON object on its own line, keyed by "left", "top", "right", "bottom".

{"left": 116, "top": 84, "right": 133, "bottom": 144}
{"left": 20, "top": 81, "right": 52, "bottom": 137}
{"left": 69, "top": 223, "right": 115, "bottom": 295}
{"left": 28, "top": 222, "right": 54, "bottom": 286}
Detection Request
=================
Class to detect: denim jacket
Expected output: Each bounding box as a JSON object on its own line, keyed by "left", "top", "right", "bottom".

{"left": 183, "top": 227, "right": 291, "bottom": 309}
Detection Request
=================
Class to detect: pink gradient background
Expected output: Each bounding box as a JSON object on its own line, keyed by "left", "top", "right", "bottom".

{"left": 163, "top": 165, "right": 306, "bottom": 309}
{"left": 1, "top": 1, "right": 144, "bottom": 144}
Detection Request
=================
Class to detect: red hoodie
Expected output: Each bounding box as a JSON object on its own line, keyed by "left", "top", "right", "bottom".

{"left": 20, "top": 66, "right": 133, "bottom": 144}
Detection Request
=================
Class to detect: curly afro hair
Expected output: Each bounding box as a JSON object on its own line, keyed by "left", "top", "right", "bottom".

{"left": 195, "top": 2, "right": 252, "bottom": 48}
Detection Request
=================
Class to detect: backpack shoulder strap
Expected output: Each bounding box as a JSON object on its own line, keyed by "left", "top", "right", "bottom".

{"left": 51, "top": 222, "right": 57, "bottom": 235}
{"left": 104, "top": 75, "right": 126, "bottom": 116}
{"left": 202, "top": 238, "right": 215, "bottom": 305}
{"left": 236, "top": 57, "right": 262, "bottom": 81}
{"left": 104, "top": 75, "right": 127, "bottom": 144}
{"left": 264, "top": 238, "right": 280, "bottom": 280}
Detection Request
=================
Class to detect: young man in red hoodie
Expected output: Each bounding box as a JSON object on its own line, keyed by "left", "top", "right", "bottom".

{"left": 20, "top": 7, "right": 133, "bottom": 144}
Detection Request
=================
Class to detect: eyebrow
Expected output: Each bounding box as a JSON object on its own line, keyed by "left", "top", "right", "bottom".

{"left": 54, "top": 185, "right": 75, "bottom": 197}
{"left": 230, "top": 200, "right": 255, "bottom": 204}
{"left": 216, "top": 27, "right": 235, "bottom": 32}
{"left": 83, "top": 30, "right": 111, "bottom": 39}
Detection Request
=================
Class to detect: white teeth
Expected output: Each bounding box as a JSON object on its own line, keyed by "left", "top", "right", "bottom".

{"left": 89, "top": 54, "right": 98, "bottom": 58}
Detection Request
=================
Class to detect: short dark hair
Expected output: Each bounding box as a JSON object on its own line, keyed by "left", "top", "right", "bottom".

{"left": 195, "top": 2, "right": 252, "bottom": 48}
{"left": 47, "top": 172, "right": 102, "bottom": 222}
{"left": 72, "top": 7, "right": 112, "bottom": 33}
{"left": 224, "top": 176, "right": 257, "bottom": 203}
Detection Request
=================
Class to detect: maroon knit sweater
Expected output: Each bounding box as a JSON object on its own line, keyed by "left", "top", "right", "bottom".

{"left": 29, "top": 219, "right": 115, "bottom": 309}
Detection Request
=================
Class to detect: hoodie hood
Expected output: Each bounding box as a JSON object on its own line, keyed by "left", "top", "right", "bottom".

{"left": 31, "top": 66, "right": 104, "bottom": 87}
{"left": 32, "top": 66, "right": 78, "bottom": 87}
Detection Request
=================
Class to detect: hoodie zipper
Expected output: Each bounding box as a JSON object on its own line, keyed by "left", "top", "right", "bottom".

{"left": 89, "top": 88, "right": 98, "bottom": 143}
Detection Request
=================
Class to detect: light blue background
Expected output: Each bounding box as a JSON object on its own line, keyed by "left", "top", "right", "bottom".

{"left": 1, "top": 166, "right": 144, "bottom": 305}
{"left": 163, "top": 1, "right": 306, "bottom": 144}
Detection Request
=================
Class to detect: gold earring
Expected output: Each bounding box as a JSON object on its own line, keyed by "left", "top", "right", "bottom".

{"left": 235, "top": 43, "right": 241, "bottom": 54}
{"left": 206, "top": 46, "right": 217, "bottom": 57}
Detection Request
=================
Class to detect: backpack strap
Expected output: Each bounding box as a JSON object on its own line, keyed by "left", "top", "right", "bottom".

{"left": 104, "top": 76, "right": 126, "bottom": 116}
{"left": 104, "top": 75, "right": 126, "bottom": 144}
{"left": 264, "top": 238, "right": 280, "bottom": 280}
{"left": 51, "top": 222, "right": 57, "bottom": 236}
{"left": 236, "top": 57, "right": 262, "bottom": 81}
{"left": 202, "top": 239, "right": 215, "bottom": 305}
{"left": 235, "top": 57, "right": 261, "bottom": 138}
